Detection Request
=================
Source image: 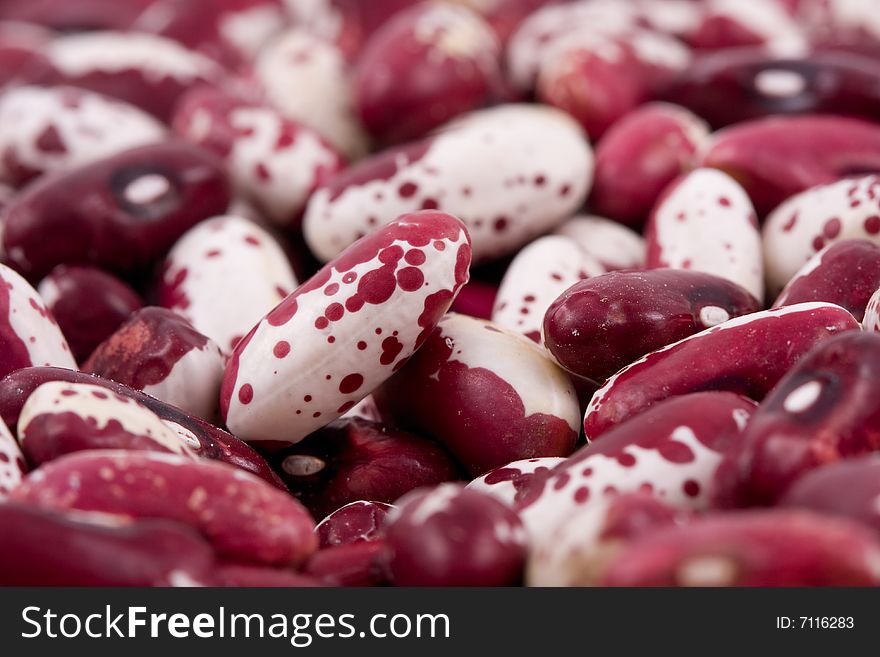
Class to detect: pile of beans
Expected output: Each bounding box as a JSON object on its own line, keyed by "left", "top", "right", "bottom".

{"left": 2, "top": 0, "right": 880, "bottom": 587}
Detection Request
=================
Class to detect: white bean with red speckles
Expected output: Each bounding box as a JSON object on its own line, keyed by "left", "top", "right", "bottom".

{"left": 553, "top": 215, "right": 646, "bottom": 271}
{"left": 646, "top": 168, "right": 764, "bottom": 302}
{"left": 0, "top": 419, "right": 26, "bottom": 498}
{"left": 863, "top": 286, "right": 880, "bottom": 333}
{"left": 492, "top": 235, "right": 604, "bottom": 343}
{"left": 467, "top": 457, "right": 566, "bottom": 507}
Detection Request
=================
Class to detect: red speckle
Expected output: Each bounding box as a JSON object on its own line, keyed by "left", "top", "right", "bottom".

{"left": 782, "top": 212, "right": 798, "bottom": 232}
{"left": 91, "top": 391, "right": 108, "bottom": 399}
{"left": 573, "top": 487, "right": 590, "bottom": 504}
{"left": 339, "top": 373, "right": 364, "bottom": 394}
{"left": 462, "top": 186, "right": 472, "bottom": 197}
{"left": 380, "top": 336, "right": 403, "bottom": 365}
{"left": 345, "top": 295, "right": 365, "bottom": 312}
{"left": 357, "top": 341, "right": 367, "bottom": 350}
{"left": 493, "top": 217, "right": 509, "bottom": 232}
{"left": 324, "top": 283, "right": 340, "bottom": 296}
{"left": 325, "top": 303, "right": 344, "bottom": 321}
{"left": 396, "top": 267, "right": 424, "bottom": 292}
{"left": 683, "top": 480, "right": 700, "bottom": 497}
{"left": 379, "top": 246, "right": 404, "bottom": 264}
{"left": 238, "top": 384, "right": 254, "bottom": 404}
{"left": 534, "top": 175, "right": 546, "bottom": 187}
{"left": 421, "top": 198, "right": 439, "bottom": 210}
{"left": 616, "top": 453, "right": 636, "bottom": 467}
{"left": 315, "top": 317, "right": 330, "bottom": 329}
{"left": 273, "top": 341, "right": 290, "bottom": 358}
{"left": 559, "top": 184, "right": 571, "bottom": 197}
{"left": 812, "top": 236, "right": 825, "bottom": 251}
{"left": 433, "top": 240, "right": 446, "bottom": 251}
{"left": 398, "top": 182, "right": 418, "bottom": 198}
{"left": 519, "top": 307, "right": 529, "bottom": 315}
{"left": 367, "top": 216, "right": 378, "bottom": 226}
{"left": 274, "top": 286, "right": 288, "bottom": 298}
{"left": 375, "top": 328, "right": 383, "bottom": 335}
{"left": 275, "top": 126, "right": 296, "bottom": 150}
{"left": 676, "top": 212, "right": 686, "bottom": 222}
{"left": 357, "top": 266, "right": 396, "bottom": 304}
{"left": 718, "top": 197, "right": 731, "bottom": 207}
{"left": 405, "top": 249, "right": 426, "bottom": 265}
{"left": 657, "top": 440, "right": 695, "bottom": 464}
{"left": 523, "top": 295, "right": 536, "bottom": 302}
{"left": 36, "top": 125, "right": 67, "bottom": 154}
{"left": 553, "top": 473, "right": 571, "bottom": 491}
{"left": 206, "top": 249, "right": 221, "bottom": 258}
{"left": 304, "top": 395, "right": 312, "bottom": 402}
{"left": 603, "top": 485, "right": 618, "bottom": 496}
{"left": 342, "top": 272, "right": 357, "bottom": 284}
{"left": 327, "top": 336, "right": 336, "bottom": 343}
{"left": 244, "top": 235, "right": 260, "bottom": 246}
{"left": 865, "top": 216, "right": 880, "bottom": 234}
{"left": 267, "top": 297, "right": 298, "bottom": 327}
{"left": 823, "top": 217, "right": 841, "bottom": 239}
{"left": 337, "top": 400, "right": 356, "bottom": 413}
{"left": 313, "top": 412, "right": 321, "bottom": 418}
{"left": 254, "top": 162, "right": 271, "bottom": 181}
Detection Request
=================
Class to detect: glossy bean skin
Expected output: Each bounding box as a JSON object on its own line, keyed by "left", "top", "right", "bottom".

{"left": 772, "top": 240, "right": 880, "bottom": 321}
{"left": 385, "top": 484, "right": 528, "bottom": 586}
{"left": 2, "top": 140, "right": 230, "bottom": 280}
{"left": 0, "top": 502, "right": 216, "bottom": 587}
{"left": 712, "top": 332, "right": 880, "bottom": 509}
{"left": 0, "top": 367, "right": 285, "bottom": 490}
{"left": 780, "top": 457, "right": 880, "bottom": 537}
{"left": 303, "top": 104, "right": 593, "bottom": 264}
{"left": 663, "top": 49, "right": 880, "bottom": 129}
{"left": 0, "top": 85, "right": 165, "bottom": 188}
{"left": 466, "top": 457, "right": 566, "bottom": 508}
{"left": 37, "top": 265, "right": 144, "bottom": 364}
{"left": 763, "top": 176, "right": 880, "bottom": 293}
{"left": 17, "top": 381, "right": 196, "bottom": 467}
{"left": 517, "top": 392, "right": 754, "bottom": 541}
{"left": 0, "top": 419, "right": 26, "bottom": 497}
{"left": 222, "top": 211, "right": 471, "bottom": 446}
{"left": 491, "top": 235, "right": 604, "bottom": 343}
{"left": 553, "top": 215, "right": 645, "bottom": 271}
{"left": 354, "top": 2, "right": 502, "bottom": 145}
{"left": 375, "top": 313, "right": 581, "bottom": 476}
{"left": 449, "top": 279, "right": 498, "bottom": 320}
{"left": 583, "top": 303, "right": 860, "bottom": 440}
{"left": 701, "top": 115, "right": 880, "bottom": 217}
{"left": 0, "top": 263, "right": 77, "bottom": 379}
{"left": 543, "top": 269, "right": 761, "bottom": 384}
{"left": 84, "top": 308, "right": 225, "bottom": 421}
{"left": 315, "top": 500, "right": 395, "bottom": 548}
{"left": 590, "top": 103, "right": 708, "bottom": 228}
{"left": 599, "top": 510, "right": 880, "bottom": 587}
{"left": 269, "top": 418, "right": 461, "bottom": 519}
{"left": 172, "top": 86, "right": 344, "bottom": 230}
{"left": 11, "top": 450, "right": 318, "bottom": 566}
{"left": 646, "top": 168, "right": 764, "bottom": 301}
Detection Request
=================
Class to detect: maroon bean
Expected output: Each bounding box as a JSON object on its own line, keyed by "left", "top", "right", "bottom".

{"left": 543, "top": 269, "right": 761, "bottom": 383}
{"left": 780, "top": 457, "right": 880, "bottom": 537}
{"left": 599, "top": 510, "right": 880, "bottom": 586}
{"left": 271, "top": 418, "right": 460, "bottom": 519}
{"left": 712, "top": 331, "right": 880, "bottom": 509}
{"left": 583, "top": 303, "right": 859, "bottom": 440}
{"left": 0, "top": 501, "right": 215, "bottom": 586}
{"left": 590, "top": 103, "right": 708, "bottom": 228}
{"left": 37, "top": 265, "right": 144, "bottom": 363}
{"left": 84, "top": 307, "right": 225, "bottom": 421}
{"left": 375, "top": 313, "right": 580, "bottom": 476}
{"left": 354, "top": 3, "right": 502, "bottom": 144}
{"left": 2, "top": 140, "right": 230, "bottom": 279}
{"left": 12, "top": 450, "right": 318, "bottom": 566}
{"left": 701, "top": 114, "right": 880, "bottom": 217}
{"left": 448, "top": 279, "right": 498, "bottom": 321}
{"left": 385, "top": 483, "right": 527, "bottom": 586}
{"left": 303, "top": 541, "right": 392, "bottom": 587}
{"left": 316, "top": 500, "right": 395, "bottom": 548}
{"left": 772, "top": 240, "right": 880, "bottom": 320}
{"left": 0, "top": 366, "right": 286, "bottom": 490}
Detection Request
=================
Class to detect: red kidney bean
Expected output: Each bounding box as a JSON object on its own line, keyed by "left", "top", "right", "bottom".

{"left": 0, "top": 86, "right": 165, "bottom": 188}
{"left": 449, "top": 279, "right": 498, "bottom": 320}
{"left": 2, "top": 140, "right": 230, "bottom": 280}
{"left": 354, "top": 3, "right": 502, "bottom": 145}
{"left": 599, "top": 510, "right": 880, "bottom": 586}
{"left": 0, "top": 0, "right": 154, "bottom": 32}
{"left": 303, "top": 541, "right": 391, "bottom": 587}
{"left": 553, "top": 215, "right": 646, "bottom": 271}
{"left": 304, "top": 104, "right": 592, "bottom": 264}
{"left": 544, "top": 269, "right": 761, "bottom": 384}
{"left": 683, "top": 0, "right": 807, "bottom": 54}
{"left": 37, "top": 265, "right": 144, "bottom": 364}
{"left": 0, "top": 21, "right": 52, "bottom": 88}
{"left": 12, "top": 450, "right": 317, "bottom": 566}
{"left": 763, "top": 176, "right": 880, "bottom": 292}
{"left": 17, "top": 380, "right": 197, "bottom": 466}
{"left": 0, "top": 420, "right": 26, "bottom": 497}
{"left": 210, "top": 563, "right": 324, "bottom": 587}
{"left": 254, "top": 29, "right": 369, "bottom": 159}
{"left": 583, "top": 302, "right": 860, "bottom": 440}
{"left": 84, "top": 307, "right": 225, "bottom": 421}
{"left": 0, "top": 366, "right": 285, "bottom": 490}
{"left": 466, "top": 457, "right": 566, "bottom": 508}
{"left": 0, "top": 263, "right": 76, "bottom": 379}
{"left": 517, "top": 391, "right": 754, "bottom": 540}
{"left": 663, "top": 49, "right": 880, "bottom": 130}
{"left": 646, "top": 168, "right": 764, "bottom": 301}
{"left": 173, "top": 86, "right": 344, "bottom": 229}
{"left": 712, "top": 331, "right": 880, "bottom": 509}
{"left": 22, "top": 32, "right": 224, "bottom": 123}
{"left": 772, "top": 240, "right": 880, "bottom": 320}
{"left": 135, "top": 0, "right": 287, "bottom": 68}
{"left": 590, "top": 103, "right": 708, "bottom": 228}
{"left": 270, "top": 417, "right": 461, "bottom": 519}
{"left": 316, "top": 500, "right": 395, "bottom": 548}
{"left": 0, "top": 502, "right": 217, "bottom": 586}
{"left": 222, "top": 211, "right": 471, "bottom": 446}
{"left": 780, "top": 456, "right": 880, "bottom": 536}
{"left": 537, "top": 29, "right": 691, "bottom": 140}
{"left": 157, "top": 215, "right": 298, "bottom": 354}
{"left": 376, "top": 313, "right": 580, "bottom": 476}
{"left": 527, "top": 492, "right": 692, "bottom": 586}
{"left": 385, "top": 483, "right": 527, "bottom": 586}
{"left": 701, "top": 114, "right": 880, "bottom": 217}
{"left": 492, "top": 235, "right": 604, "bottom": 343}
